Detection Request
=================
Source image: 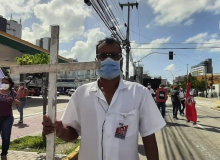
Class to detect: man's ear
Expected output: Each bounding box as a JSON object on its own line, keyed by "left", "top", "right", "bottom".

{"left": 120, "top": 58, "right": 123, "bottom": 72}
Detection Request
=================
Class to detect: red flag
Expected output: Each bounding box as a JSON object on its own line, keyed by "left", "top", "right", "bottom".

{"left": 185, "top": 82, "right": 197, "bottom": 123}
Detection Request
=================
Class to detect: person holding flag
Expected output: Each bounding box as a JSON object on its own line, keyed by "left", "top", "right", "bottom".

{"left": 185, "top": 77, "right": 197, "bottom": 125}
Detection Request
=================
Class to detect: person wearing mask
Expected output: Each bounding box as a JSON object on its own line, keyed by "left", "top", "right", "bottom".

{"left": 0, "top": 77, "right": 21, "bottom": 160}
{"left": 179, "top": 88, "right": 185, "bottom": 115}
{"left": 16, "top": 82, "right": 28, "bottom": 124}
{"left": 147, "top": 83, "right": 155, "bottom": 98}
{"left": 171, "top": 86, "right": 181, "bottom": 119}
{"left": 42, "top": 38, "right": 166, "bottom": 160}
{"left": 190, "top": 85, "right": 196, "bottom": 104}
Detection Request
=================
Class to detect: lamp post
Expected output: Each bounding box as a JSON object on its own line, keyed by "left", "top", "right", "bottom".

{"left": 166, "top": 70, "right": 181, "bottom": 84}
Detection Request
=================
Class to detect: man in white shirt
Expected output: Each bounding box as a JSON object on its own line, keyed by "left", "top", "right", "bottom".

{"left": 179, "top": 88, "right": 185, "bottom": 115}
{"left": 42, "top": 38, "right": 166, "bottom": 160}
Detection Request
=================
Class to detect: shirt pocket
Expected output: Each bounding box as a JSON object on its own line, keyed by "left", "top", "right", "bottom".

{"left": 118, "top": 109, "right": 138, "bottom": 137}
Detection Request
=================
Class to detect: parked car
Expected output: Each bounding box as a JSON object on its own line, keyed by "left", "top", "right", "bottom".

{"left": 41, "top": 90, "right": 60, "bottom": 97}
{"left": 28, "top": 88, "right": 41, "bottom": 96}
{"left": 65, "top": 89, "right": 71, "bottom": 95}
{"left": 68, "top": 89, "right": 76, "bottom": 96}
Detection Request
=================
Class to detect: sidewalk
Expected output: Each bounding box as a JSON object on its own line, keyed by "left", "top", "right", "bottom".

{"left": 0, "top": 110, "right": 66, "bottom": 160}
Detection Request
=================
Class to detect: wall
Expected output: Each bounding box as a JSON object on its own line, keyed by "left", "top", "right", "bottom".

{"left": 195, "top": 74, "right": 220, "bottom": 86}
{"left": 212, "top": 84, "right": 220, "bottom": 97}
{"left": 0, "top": 16, "right": 7, "bottom": 32}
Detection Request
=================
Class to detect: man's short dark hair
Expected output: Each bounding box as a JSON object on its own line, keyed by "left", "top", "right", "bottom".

{"left": 96, "top": 37, "right": 122, "bottom": 54}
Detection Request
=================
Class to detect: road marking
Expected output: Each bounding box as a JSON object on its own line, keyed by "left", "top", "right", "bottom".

{"left": 196, "top": 124, "right": 204, "bottom": 129}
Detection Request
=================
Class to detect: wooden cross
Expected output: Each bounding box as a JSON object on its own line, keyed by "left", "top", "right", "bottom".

{"left": 10, "top": 26, "right": 100, "bottom": 160}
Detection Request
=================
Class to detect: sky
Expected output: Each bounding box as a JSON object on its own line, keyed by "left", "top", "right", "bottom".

{"left": 0, "top": 0, "right": 220, "bottom": 83}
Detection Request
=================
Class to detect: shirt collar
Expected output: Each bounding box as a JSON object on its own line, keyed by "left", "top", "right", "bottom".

{"left": 90, "top": 78, "right": 127, "bottom": 92}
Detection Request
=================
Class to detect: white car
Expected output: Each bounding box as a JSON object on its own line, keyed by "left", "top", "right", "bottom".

{"left": 68, "top": 89, "right": 76, "bottom": 96}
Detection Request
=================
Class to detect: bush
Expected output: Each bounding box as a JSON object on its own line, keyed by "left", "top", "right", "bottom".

{"left": 0, "top": 136, "right": 80, "bottom": 154}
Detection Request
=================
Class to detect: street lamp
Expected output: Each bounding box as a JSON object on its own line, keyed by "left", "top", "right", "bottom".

{"left": 165, "top": 70, "right": 181, "bottom": 84}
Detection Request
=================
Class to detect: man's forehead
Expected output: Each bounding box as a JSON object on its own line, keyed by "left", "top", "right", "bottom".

{"left": 98, "top": 42, "right": 121, "bottom": 52}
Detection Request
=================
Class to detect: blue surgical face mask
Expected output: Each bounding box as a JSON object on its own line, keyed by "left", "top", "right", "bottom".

{"left": 97, "top": 57, "right": 122, "bottom": 80}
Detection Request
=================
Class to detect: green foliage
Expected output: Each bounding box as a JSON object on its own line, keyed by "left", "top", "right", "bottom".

{"left": 179, "top": 76, "right": 206, "bottom": 92}
{"left": 1, "top": 67, "right": 9, "bottom": 77}
{"left": 0, "top": 135, "right": 80, "bottom": 154}
{"left": 217, "top": 105, "right": 220, "bottom": 108}
{"left": 15, "top": 53, "right": 50, "bottom": 65}
{"left": 15, "top": 53, "right": 50, "bottom": 85}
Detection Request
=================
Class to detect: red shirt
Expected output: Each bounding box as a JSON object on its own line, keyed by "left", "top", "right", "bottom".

{"left": 0, "top": 90, "right": 17, "bottom": 116}
{"left": 17, "top": 87, "right": 28, "bottom": 99}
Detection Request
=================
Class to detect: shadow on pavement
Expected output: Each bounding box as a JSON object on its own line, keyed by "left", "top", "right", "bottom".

{"left": 197, "top": 115, "right": 220, "bottom": 119}
{"left": 13, "top": 123, "right": 29, "bottom": 128}
{"left": 138, "top": 144, "right": 146, "bottom": 156}
{"left": 195, "top": 124, "right": 220, "bottom": 134}
{"left": 166, "top": 122, "right": 189, "bottom": 127}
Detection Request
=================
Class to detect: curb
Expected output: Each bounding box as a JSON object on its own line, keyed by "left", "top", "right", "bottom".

{"left": 62, "top": 146, "right": 80, "bottom": 160}
{"left": 215, "top": 101, "right": 220, "bottom": 104}
{"left": 210, "top": 107, "right": 220, "bottom": 112}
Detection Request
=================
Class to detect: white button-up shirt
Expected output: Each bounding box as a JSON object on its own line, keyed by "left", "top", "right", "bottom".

{"left": 61, "top": 79, "right": 166, "bottom": 160}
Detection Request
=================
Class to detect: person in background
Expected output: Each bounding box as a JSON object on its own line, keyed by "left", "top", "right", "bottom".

{"left": 16, "top": 82, "right": 28, "bottom": 124}
{"left": 190, "top": 85, "right": 196, "bottom": 104}
{"left": 179, "top": 88, "right": 186, "bottom": 115}
{"left": 156, "top": 84, "right": 168, "bottom": 118}
{"left": 171, "top": 86, "right": 181, "bottom": 119}
{"left": 0, "top": 77, "right": 21, "bottom": 160}
{"left": 147, "top": 83, "right": 155, "bottom": 98}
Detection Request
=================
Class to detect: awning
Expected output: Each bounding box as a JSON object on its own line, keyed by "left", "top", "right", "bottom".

{"left": 0, "top": 31, "right": 71, "bottom": 67}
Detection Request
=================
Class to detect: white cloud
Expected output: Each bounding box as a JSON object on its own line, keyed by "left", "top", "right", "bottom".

{"left": 71, "top": 28, "right": 106, "bottom": 62}
{"left": 130, "top": 37, "right": 171, "bottom": 58}
{"left": 0, "top": 0, "right": 40, "bottom": 21}
{"left": 185, "top": 33, "right": 220, "bottom": 52}
{"left": 184, "top": 19, "right": 194, "bottom": 26}
{"left": 146, "top": 24, "right": 151, "bottom": 28}
{"left": 59, "top": 50, "right": 72, "bottom": 58}
{"left": 147, "top": 0, "right": 220, "bottom": 26}
{"left": 185, "top": 32, "right": 208, "bottom": 43}
{"left": 22, "top": 0, "right": 91, "bottom": 44}
{"left": 165, "top": 64, "right": 175, "bottom": 71}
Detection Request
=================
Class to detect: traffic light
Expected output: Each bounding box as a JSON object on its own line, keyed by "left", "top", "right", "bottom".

{"left": 169, "top": 51, "right": 173, "bottom": 60}
{"left": 84, "top": 0, "right": 91, "bottom": 6}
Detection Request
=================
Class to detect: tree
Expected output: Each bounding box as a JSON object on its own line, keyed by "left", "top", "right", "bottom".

{"left": 179, "top": 76, "right": 206, "bottom": 93}
{"left": 16, "top": 52, "right": 50, "bottom": 146}
{"left": 1, "top": 67, "right": 10, "bottom": 77}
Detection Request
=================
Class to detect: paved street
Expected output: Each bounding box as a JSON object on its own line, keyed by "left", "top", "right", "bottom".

{"left": 1, "top": 96, "right": 220, "bottom": 160}
{"left": 139, "top": 97, "right": 220, "bottom": 160}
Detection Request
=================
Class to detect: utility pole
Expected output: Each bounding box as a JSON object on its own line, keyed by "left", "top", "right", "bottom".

{"left": 120, "top": 2, "right": 138, "bottom": 80}
{"left": 187, "top": 64, "right": 188, "bottom": 82}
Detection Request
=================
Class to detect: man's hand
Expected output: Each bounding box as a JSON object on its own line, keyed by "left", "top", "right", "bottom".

{"left": 42, "top": 115, "right": 55, "bottom": 135}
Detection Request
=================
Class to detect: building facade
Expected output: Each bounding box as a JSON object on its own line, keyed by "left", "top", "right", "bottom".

{"left": 0, "top": 16, "right": 22, "bottom": 39}
{"left": 191, "top": 58, "right": 212, "bottom": 76}
{"left": 36, "top": 37, "right": 51, "bottom": 51}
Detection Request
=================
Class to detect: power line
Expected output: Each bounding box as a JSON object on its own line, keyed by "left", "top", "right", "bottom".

{"left": 131, "top": 47, "right": 220, "bottom": 49}
{"left": 131, "top": 42, "right": 220, "bottom": 45}
{"left": 137, "top": 9, "right": 140, "bottom": 43}
{"left": 112, "top": 0, "right": 126, "bottom": 24}
{"left": 90, "top": 0, "right": 126, "bottom": 41}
